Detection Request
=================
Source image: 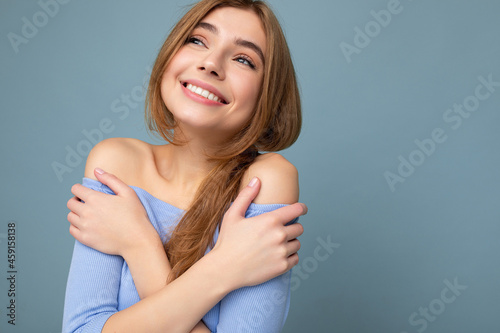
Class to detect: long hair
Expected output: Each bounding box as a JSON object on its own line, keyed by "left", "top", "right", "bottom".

{"left": 145, "top": 0, "right": 301, "bottom": 281}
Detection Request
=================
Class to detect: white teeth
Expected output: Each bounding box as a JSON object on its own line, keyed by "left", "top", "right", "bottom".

{"left": 185, "top": 83, "right": 223, "bottom": 103}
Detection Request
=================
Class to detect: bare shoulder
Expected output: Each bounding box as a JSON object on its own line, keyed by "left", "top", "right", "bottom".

{"left": 241, "top": 152, "right": 299, "bottom": 204}
{"left": 84, "top": 137, "right": 154, "bottom": 184}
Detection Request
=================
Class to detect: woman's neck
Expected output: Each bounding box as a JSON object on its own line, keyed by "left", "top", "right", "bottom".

{"left": 155, "top": 138, "right": 217, "bottom": 197}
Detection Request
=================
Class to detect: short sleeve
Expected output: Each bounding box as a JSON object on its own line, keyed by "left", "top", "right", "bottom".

{"left": 212, "top": 203, "right": 298, "bottom": 333}
{"left": 62, "top": 179, "right": 124, "bottom": 333}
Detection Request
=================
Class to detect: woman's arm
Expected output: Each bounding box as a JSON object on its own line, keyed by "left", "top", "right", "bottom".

{"left": 68, "top": 172, "right": 305, "bottom": 333}
{"left": 62, "top": 242, "right": 123, "bottom": 333}
{"left": 214, "top": 153, "right": 300, "bottom": 332}
{"left": 101, "top": 193, "right": 303, "bottom": 333}
{"left": 66, "top": 140, "right": 305, "bottom": 332}
{"left": 118, "top": 177, "right": 300, "bottom": 333}
{"left": 63, "top": 180, "right": 126, "bottom": 333}
{"left": 214, "top": 214, "right": 299, "bottom": 332}
{"left": 101, "top": 248, "right": 230, "bottom": 333}
{"left": 67, "top": 170, "right": 210, "bottom": 332}
{"left": 117, "top": 228, "right": 212, "bottom": 332}
{"left": 122, "top": 238, "right": 212, "bottom": 333}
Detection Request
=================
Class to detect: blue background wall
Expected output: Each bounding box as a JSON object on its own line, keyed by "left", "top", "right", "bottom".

{"left": 1, "top": 0, "right": 499, "bottom": 332}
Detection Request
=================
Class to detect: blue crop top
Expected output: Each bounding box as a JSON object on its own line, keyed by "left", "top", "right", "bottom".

{"left": 62, "top": 178, "right": 295, "bottom": 332}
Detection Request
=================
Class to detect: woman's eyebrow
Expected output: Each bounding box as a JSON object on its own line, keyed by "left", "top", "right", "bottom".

{"left": 197, "top": 22, "right": 218, "bottom": 34}
{"left": 196, "top": 21, "right": 265, "bottom": 64}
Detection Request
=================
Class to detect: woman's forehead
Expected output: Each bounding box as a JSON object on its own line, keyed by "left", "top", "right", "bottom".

{"left": 196, "top": 6, "right": 267, "bottom": 56}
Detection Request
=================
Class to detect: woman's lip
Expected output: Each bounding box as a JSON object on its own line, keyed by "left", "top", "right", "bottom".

{"left": 182, "top": 79, "right": 229, "bottom": 104}
{"left": 181, "top": 83, "right": 226, "bottom": 106}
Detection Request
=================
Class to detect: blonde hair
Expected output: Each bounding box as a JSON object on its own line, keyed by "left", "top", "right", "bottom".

{"left": 145, "top": 0, "right": 301, "bottom": 281}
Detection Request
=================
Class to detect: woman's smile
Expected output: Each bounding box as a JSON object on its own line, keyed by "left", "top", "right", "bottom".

{"left": 181, "top": 79, "right": 228, "bottom": 105}
{"left": 161, "top": 6, "right": 266, "bottom": 137}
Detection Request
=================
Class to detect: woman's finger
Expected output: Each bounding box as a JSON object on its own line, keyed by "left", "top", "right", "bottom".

{"left": 285, "top": 238, "right": 301, "bottom": 257}
{"left": 69, "top": 224, "right": 81, "bottom": 241}
{"left": 267, "top": 203, "right": 308, "bottom": 226}
{"left": 70, "top": 183, "right": 95, "bottom": 202}
{"left": 67, "top": 196, "right": 84, "bottom": 214}
{"left": 67, "top": 211, "right": 85, "bottom": 235}
{"left": 67, "top": 210, "right": 80, "bottom": 225}
{"left": 286, "top": 252, "right": 300, "bottom": 270}
{"left": 94, "top": 168, "right": 133, "bottom": 196}
{"left": 226, "top": 177, "right": 261, "bottom": 219}
{"left": 284, "top": 222, "right": 304, "bottom": 241}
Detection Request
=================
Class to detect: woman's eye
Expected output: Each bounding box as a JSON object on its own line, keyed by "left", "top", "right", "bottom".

{"left": 188, "top": 37, "right": 205, "bottom": 47}
{"left": 235, "top": 56, "right": 256, "bottom": 69}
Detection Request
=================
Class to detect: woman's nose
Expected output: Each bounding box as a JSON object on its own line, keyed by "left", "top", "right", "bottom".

{"left": 198, "top": 52, "right": 225, "bottom": 80}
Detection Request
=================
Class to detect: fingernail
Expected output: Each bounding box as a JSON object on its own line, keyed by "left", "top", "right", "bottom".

{"left": 248, "top": 177, "right": 258, "bottom": 187}
{"left": 300, "top": 203, "right": 308, "bottom": 214}
{"left": 95, "top": 168, "right": 105, "bottom": 175}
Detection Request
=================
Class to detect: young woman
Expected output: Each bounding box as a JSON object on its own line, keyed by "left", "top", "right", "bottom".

{"left": 63, "top": 0, "right": 306, "bottom": 332}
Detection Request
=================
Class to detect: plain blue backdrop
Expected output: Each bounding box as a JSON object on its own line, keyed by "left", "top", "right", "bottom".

{"left": 1, "top": 0, "right": 499, "bottom": 332}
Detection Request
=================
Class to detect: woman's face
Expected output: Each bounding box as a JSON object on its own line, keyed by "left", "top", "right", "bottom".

{"left": 160, "top": 6, "right": 267, "bottom": 142}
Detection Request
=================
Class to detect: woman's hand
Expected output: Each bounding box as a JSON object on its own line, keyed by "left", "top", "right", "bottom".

{"left": 211, "top": 177, "right": 307, "bottom": 290}
{"left": 67, "top": 168, "right": 161, "bottom": 258}
{"left": 67, "top": 170, "right": 208, "bottom": 332}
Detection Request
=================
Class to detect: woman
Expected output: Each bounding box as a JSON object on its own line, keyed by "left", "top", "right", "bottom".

{"left": 63, "top": 0, "right": 306, "bottom": 332}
